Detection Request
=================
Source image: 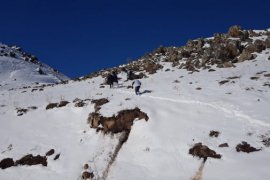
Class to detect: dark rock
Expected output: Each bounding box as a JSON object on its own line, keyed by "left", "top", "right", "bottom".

{"left": 16, "top": 108, "right": 28, "bottom": 116}
{"left": 228, "top": 25, "right": 243, "bottom": 38}
{"left": 88, "top": 107, "right": 149, "bottom": 133}
{"left": 45, "top": 149, "right": 55, "bottom": 156}
{"left": 58, "top": 101, "right": 69, "bottom": 107}
{"left": 208, "top": 69, "right": 216, "bottom": 72}
{"left": 254, "top": 39, "right": 266, "bottom": 53}
{"left": 236, "top": 141, "right": 261, "bottom": 153}
{"left": 0, "top": 158, "right": 15, "bottom": 169}
{"left": 219, "top": 80, "right": 229, "bottom": 85}
{"left": 16, "top": 154, "right": 47, "bottom": 166}
{"left": 83, "top": 163, "right": 89, "bottom": 170}
{"left": 54, "top": 153, "right": 60, "bottom": 160}
{"left": 219, "top": 143, "right": 229, "bottom": 148}
{"left": 91, "top": 98, "right": 109, "bottom": 112}
{"left": 46, "top": 103, "right": 58, "bottom": 110}
{"left": 209, "top": 130, "right": 220, "bottom": 137}
{"left": 82, "top": 171, "right": 94, "bottom": 179}
{"left": 250, "top": 77, "right": 259, "bottom": 80}
{"left": 189, "top": 143, "right": 222, "bottom": 161}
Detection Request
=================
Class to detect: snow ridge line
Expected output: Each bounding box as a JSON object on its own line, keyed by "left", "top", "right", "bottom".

{"left": 117, "top": 89, "right": 270, "bottom": 127}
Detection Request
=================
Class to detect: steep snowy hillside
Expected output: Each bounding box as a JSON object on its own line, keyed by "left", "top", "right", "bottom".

{"left": 0, "top": 43, "right": 69, "bottom": 90}
{"left": 0, "top": 27, "right": 270, "bottom": 180}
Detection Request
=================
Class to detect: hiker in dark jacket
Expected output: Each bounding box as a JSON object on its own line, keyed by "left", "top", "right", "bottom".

{"left": 132, "top": 79, "right": 141, "bottom": 95}
{"left": 106, "top": 74, "right": 114, "bottom": 88}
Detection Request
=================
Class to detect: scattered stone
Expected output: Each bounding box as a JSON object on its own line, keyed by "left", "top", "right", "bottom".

{"left": 58, "top": 101, "right": 69, "bottom": 107}
{"left": 260, "top": 134, "right": 270, "bottom": 147}
{"left": 263, "top": 83, "right": 270, "bottom": 87}
{"left": 54, "top": 153, "right": 60, "bottom": 160}
{"left": 256, "top": 71, "right": 267, "bottom": 75}
{"left": 125, "top": 98, "right": 131, "bottom": 101}
{"left": 250, "top": 77, "right": 259, "bottom": 80}
{"left": 219, "top": 143, "right": 229, "bottom": 148}
{"left": 209, "top": 130, "right": 220, "bottom": 137}
{"left": 31, "top": 88, "right": 38, "bottom": 92}
{"left": 0, "top": 158, "right": 15, "bottom": 169}
{"left": 45, "top": 149, "right": 55, "bottom": 156}
{"left": 16, "top": 108, "right": 28, "bottom": 116}
{"left": 75, "top": 101, "right": 87, "bottom": 107}
{"left": 227, "top": 76, "right": 241, "bottom": 80}
{"left": 46, "top": 103, "right": 58, "bottom": 110}
{"left": 16, "top": 154, "right": 47, "bottom": 166}
{"left": 219, "top": 80, "right": 229, "bottom": 85}
{"left": 235, "top": 141, "right": 261, "bottom": 153}
{"left": 99, "top": 85, "right": 105, "bottom": 88}
{"left": 91, "top": 98, "right": 109, "bottom": 112}
{"left": 196, "top": 87, "right": 202, "bottom": 90}
{"left": 82, "top": 171, "right": 94, "bottom": 179}
{"left": 208, "top": 69, "right": 216, "bottom": 72}
{"left": 264, "top": 73, "right": 270, "bottom": 77}
{"left": 83, "top": 163, "right": 89, "bottom": 170}
{"left": 173, "top": 80, "right": 180, "bottom": 83}
{"left": 189, "top": 143, "right": 222, "bottom": 161}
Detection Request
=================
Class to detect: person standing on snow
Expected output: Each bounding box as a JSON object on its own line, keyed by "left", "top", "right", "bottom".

{"left": 132, "top": 79, "right": 141, "bottom": 95}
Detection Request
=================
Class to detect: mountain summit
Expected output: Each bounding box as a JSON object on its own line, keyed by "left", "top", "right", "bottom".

{"left": 0, "top": 43, "right": 69, "bottom": 90}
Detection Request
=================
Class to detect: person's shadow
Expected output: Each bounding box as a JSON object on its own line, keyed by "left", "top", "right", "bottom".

{"left": 141, "top": 90, "right": 152, "bottom": 94}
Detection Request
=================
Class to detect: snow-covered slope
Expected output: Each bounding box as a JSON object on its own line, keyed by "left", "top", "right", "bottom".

{"left": 0, "top": 43, "right": 69, "bottom": 90}
{"left": 0, "top": 28, "right": 270, "bottom": 180}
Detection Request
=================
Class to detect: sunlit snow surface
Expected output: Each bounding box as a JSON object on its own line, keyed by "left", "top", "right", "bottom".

{"left": 1, "top": 50, "right": 270, "bottom": 179}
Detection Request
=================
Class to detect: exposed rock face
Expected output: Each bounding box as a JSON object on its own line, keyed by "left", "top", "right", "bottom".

{"left": 78, "top": 26, "right": 268, "bottom": 81}
{"left": 88, "top": 107, "right": 149, "bottom": 133}
{"left": 91, "top": 98, "right": 109, "bottom": 112}
{"left": 0, "top": 158, "right": 15, "bottom": 169}
{"left": 16, "top": 154, "right": 47, "bottom": 166}
{"left": 189, "top": 143, "right": 222, "bottom": 161}
{"left": 235, "top": 141, "right": 261, "bottom": 153}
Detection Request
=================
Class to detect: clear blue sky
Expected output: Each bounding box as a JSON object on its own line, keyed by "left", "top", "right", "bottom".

{"left": 1, "top": 0, "right": 269, "bottom": 78}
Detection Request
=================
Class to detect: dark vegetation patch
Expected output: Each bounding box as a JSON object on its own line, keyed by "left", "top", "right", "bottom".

{"left": 264, "top": 73, "right": 270, "bottom": 77}
{"left": 189, "top": 143, "right": 222, "bottom": 161}
{"left": 46, "top": 101, "right": 70, "bottom": 110}
{"left": 235, "top": 141, "right": 261, "bottom": 153}
{"left": 219, "top": 143, "right": 229, "bottom": 148}
{"left": 219, "top": 80, "right": 230, "bottom": 85}
{"left": 209, "top": 130, "right": 220, "bottom": 137}
{"left": 91, "top": 98, "right": 109, "bottom": 112}
{"left": 88, "top": 107, "right": 149, "bottom": 134}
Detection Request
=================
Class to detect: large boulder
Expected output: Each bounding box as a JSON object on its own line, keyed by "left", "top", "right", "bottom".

{"left": 228, "top": 25, "right": 243, "bottom": 38}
